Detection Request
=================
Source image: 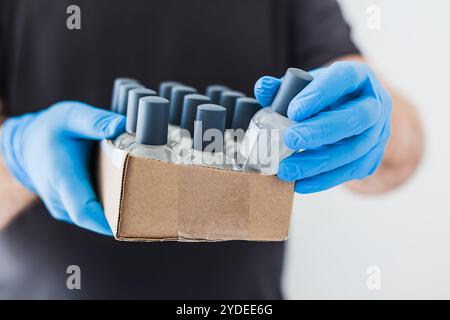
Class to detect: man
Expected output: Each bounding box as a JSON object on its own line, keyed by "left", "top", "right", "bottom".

{"left": 0, "top": 0, "right": 423, "bottom": 299}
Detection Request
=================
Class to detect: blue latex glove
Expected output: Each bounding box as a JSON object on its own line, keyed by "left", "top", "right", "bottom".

{"left": 0, "top": 101, "right": 125, "bottom": 235}
{"left": 254, "top": 61, "right": 392, "bottom": 194}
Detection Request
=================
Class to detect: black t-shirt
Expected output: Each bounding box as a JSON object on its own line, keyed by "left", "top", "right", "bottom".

{"left": 0, "top": 0, "right": 358, "bottom": 299}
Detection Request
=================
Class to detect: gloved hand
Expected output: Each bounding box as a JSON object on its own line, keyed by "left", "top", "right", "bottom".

{"left": 254, "top": 61, "right": 392, "bottom": 194}
{"left": 0, "top": 101, "right": 125, "bottom": 235}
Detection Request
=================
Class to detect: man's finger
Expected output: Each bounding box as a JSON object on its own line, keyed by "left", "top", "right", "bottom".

{"left": 254, "top": 76, "right": 282, "bottom": 107}
{"left": 294, "top": 141, "right": 386, "bottom": 194}
{"left": 55, "top": 152, "right": 113, "bottom": 236}
{"left": 278, "top": 117, "right": 387, "bottom": 182}
{"left": 284, "top": 95, "right": 382, "bottom": 150}
{"left": 287, "top": 61, "right": 371, "bottom": 121}
{"left": 59, "top": 175, "right": 113, "bottom": 236}
{"left": 56, "top": 101, "right": 125, "bottom": 140}
{"left": 43, "top": 200, "right": 72, "bottom": 224}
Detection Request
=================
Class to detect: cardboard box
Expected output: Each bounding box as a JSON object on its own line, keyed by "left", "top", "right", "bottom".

{"left": 98, "top": 140, "right": 295, "bottom": 242}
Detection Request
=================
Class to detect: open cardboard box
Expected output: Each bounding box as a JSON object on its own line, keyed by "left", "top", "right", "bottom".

{"left": 97, "top": 140, "right": 295, "bottom": 242}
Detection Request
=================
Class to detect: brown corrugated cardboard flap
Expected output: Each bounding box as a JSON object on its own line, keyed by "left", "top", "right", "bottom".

{"left": 98, "top": 140, "right": 295, "bottom": 242}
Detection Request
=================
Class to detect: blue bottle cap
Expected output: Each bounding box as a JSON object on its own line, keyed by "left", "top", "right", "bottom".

{"left": 159, "top": 81, "right": 182, "bottom": 100}
{"left": 219, "top": 90, "right": 245, "bottom": 129}
{"left": 194, "top": 104, "right": 227, "bottom": 153}
{"left": 169, "top": 85, "right": 197, "bottom": 125}
{"left": 271, "top": 68, "right": 313, "bottom": 117}
{"left": 117, "top": 82, "right": 144, "bottom": 115}
{"left": 206, "top": 85, "right": 230, "bottom": 104}
{"left": 136, "top": 96, "right": 170, "bottom": 146}
{"left": 180, "top": 94, "right": 211, "bottom": 137}
{"left": 111, "top": 78, "right": 138, "bottom": 112}
{"left": 126, "top": 88, "right": 157, "bottom": 134}
{"left": 231, "top": 97, "right": 261, "bottom": 131}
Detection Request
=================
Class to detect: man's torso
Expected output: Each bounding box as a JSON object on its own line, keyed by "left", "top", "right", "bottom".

{"left": 0, "top": 0, "right": 290, "bottom": 299}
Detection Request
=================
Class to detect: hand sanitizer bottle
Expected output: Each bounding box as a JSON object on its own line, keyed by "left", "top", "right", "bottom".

{"left": 206, "top": 84, "right": 229, "bottom": 104}
{"left": 129, "top": 96, "right": 178, "bottom": 163}
{"left": 114, "top": 88, "right": 156, "bottom": 150}
{"left": 219, "top": 90, "right": 245, "bottom": 129}
{"left": 174, "top": 94, "right": 211, "bottom": 156}
{"left": 111, "top": 78, "right": 138, "bottom": 113}
{"left": 116, "top": 82, "right": 144, "bottom": 115}
{"left": 240, "top": 68, "right": 313, "bottom": 174}
{"left": 225, "top": 97, "right": 261, "bottom": 166}
{"left": 159, "top": 81, "right": 182, "bottom": 100}
{"left": 168, "top": 85, "right": 197, "bottom": 145}
{"left": 179, "top": 104, "right": 238, "bottom": 170}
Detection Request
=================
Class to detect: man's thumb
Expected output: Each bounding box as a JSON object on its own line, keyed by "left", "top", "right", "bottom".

{"left": 254, "top": 76, "right": 281, "bottom": 107}
{"left": 62, "top": 101, "right": 126, "bottom": 140}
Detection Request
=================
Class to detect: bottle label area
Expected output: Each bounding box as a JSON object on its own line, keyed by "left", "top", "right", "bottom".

{"left": 114, "top": 125, "right": 293, "bottom": 175}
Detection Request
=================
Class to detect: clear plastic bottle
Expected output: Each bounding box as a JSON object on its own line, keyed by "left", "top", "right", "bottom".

{"left": 224, "top": 129, "right": 242, "bottom": 163}
{"left": 130, "top": 144, "right": 175, "bottom": 162}
{"left": 159, "top": 81, "right": 182, "bottom": 100}
{"left": 225, "top": 97, "right": 261, "bottom": 167}
{"left": 172, "top": 93, "right": 210, "bottom": 156}
{"left": 219, "top": 90, "right": 244, "bottom": 129}
{"left": 115, "top": 82, "right": 144, "bottom": 115}
{"left": 240, "top": 68, "right": 313, "bottom": 174}
{"left": 128, "top": 96, "right": 178, "bottom": 163}
{"left": 178, "top": 104, "right": 238, "bottom": 170}
{"left": 240, "top": 107, "right": 296, "bottom": 174}
{"left": 159, "top": 81, "right": 182, "bottom": 138}
{"left": 206, "top": 84, "right": 229, "bottom": 104}
{"left": 111, "top": 77, "right": 138, "bottom": 113}
{"left": 173, "top": 134, "right": 193, "bottom": 158}
{"left": 180, "top": 148, "right": 238, "bottom": 170}
{"left": 114, "top": 88, "right": 156, "bottom": 150}
{"left": 114, "top": 132, "right": 135, "bottom": 150}
{"left": 167, "top": 85, "right": 197, "bottom": 146}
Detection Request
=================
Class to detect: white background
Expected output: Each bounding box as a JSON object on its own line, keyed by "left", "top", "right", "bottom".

{"left": 283, "top": 0, "right": 450, "bottom": 299}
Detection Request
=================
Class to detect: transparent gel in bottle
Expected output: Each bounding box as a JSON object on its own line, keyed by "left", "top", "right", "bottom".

{"left": 179, "top": 104, "right": 238, "bottom": 170}
{"left": 240, "top": 68, "right": 313, "bottom": 174}
{"left": 129, "top": 96, "right": 178, "bottom": 163}
{"left": 114, "top": 88, "right": 156, "bottom": 150}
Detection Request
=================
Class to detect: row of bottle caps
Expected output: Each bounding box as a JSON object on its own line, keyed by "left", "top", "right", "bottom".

{"left": 111, "top": 79, "right": 261, "bottom": 151}
{"left": 110, "top": 68, "right": 314, "bottom": 174}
